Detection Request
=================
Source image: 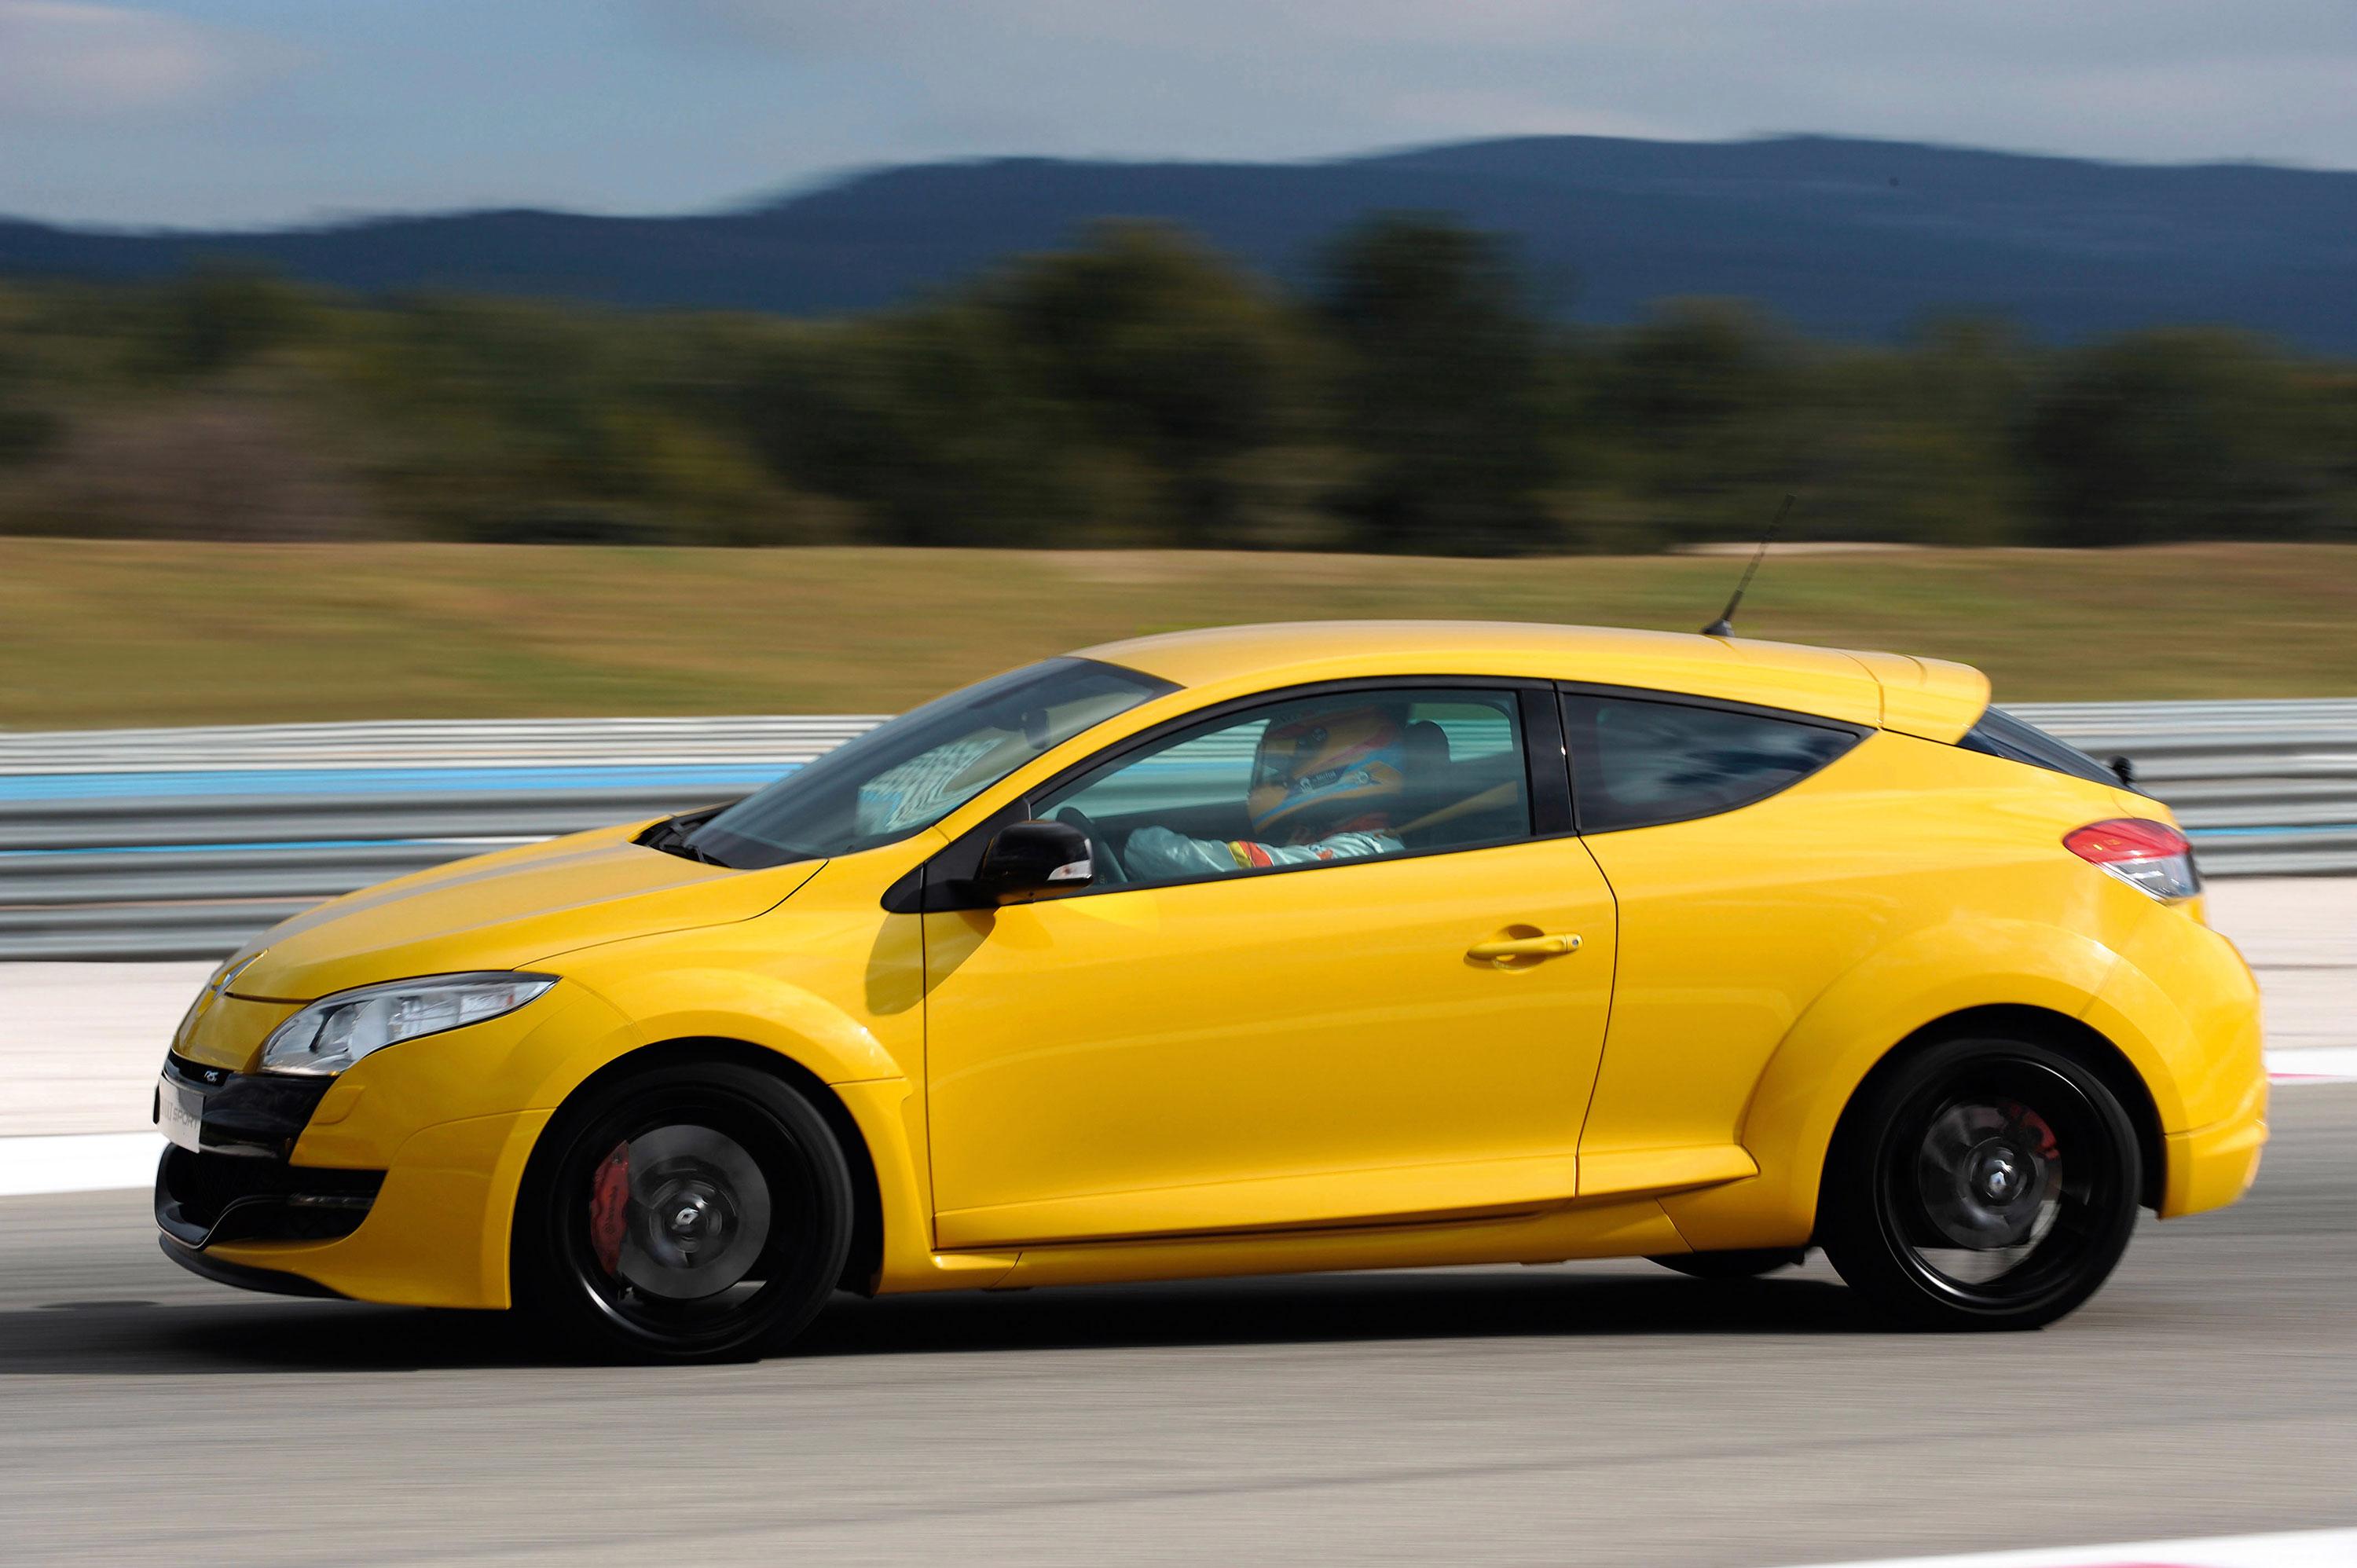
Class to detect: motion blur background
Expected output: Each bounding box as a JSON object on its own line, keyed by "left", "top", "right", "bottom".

{"left": 4, "top": 4, "right": 2357, "bottom": 1565}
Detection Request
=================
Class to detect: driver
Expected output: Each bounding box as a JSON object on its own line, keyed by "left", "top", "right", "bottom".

{"left": 1125, "top": 705, "right": 1409, "bottom": 879}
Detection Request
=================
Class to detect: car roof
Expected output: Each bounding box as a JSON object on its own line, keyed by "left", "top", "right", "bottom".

{"left": 1079, "top": 621, "right": 1989, "bottom": 742}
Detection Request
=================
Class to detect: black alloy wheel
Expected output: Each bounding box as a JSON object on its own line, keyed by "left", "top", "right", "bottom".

{"left": 1820, "top": 1035, "right": 2141, "bottom": 1330}
{"left": 514, "top": 1061, "right": 854, "bottom": 1362}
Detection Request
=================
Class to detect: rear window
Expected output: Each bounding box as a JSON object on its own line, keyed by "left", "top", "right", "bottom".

{"left": 1564, "top": 694, "right": 1864, "bottom": 833}
{"left": 1957, "top": 707, "right": 2120, "bottom": 787}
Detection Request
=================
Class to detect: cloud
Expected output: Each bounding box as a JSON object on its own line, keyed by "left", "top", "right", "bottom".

{"left": 649, "top": 0, "right": 2357, "bottom": 172}
{"left": 7, "top": 0, "right": 2355, "bottom": 228}
{"left": 0, "top": 2, "right": 288, "bottom": 119}
{"left": 659, "top": 0, "right": 1636, "bottom": 53}
{"left": 1385, "top": 93, "right": 1696, "bottom": 145}
{"left": 655, "top": 0, "right": 938, "bottom": 53}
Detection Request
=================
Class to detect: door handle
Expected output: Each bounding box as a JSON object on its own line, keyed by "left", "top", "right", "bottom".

{"left": 1466, "top": 932, "right": 1582, "bottom": 963}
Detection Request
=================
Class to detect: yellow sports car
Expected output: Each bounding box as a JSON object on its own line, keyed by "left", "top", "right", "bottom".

{"left": 155, "top": 623, "right": 2266, "bottom": 1359}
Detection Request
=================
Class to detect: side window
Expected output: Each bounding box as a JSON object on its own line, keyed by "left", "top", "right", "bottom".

{"left": 1042, "top": 688, "right": 1532, "bottom": 887}
{"left": 1563, "top": 693, "right": 1860, "bottom": 833}
{"left": 1958, "top": 706, "right": 2119, "bottom": 786}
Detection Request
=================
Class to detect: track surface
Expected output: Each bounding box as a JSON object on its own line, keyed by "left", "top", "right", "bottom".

{"left": 1, "top": 1090, "right": 2349, "bottom": 1566}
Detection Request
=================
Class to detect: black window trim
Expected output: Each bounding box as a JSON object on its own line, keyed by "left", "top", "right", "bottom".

{"left": 886, "top": 675, "right": 1574, "bottom": 912}
{"left": 1555, "top": 680, "right": 1874, "bottom": 836}
{"left": 1956, "top": 704, "right": 2121, "bottom": 789}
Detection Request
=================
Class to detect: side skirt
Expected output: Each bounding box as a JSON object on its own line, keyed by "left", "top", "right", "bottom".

{"left": 970, "top": 1195, "right": 1689, "bottom": 1291}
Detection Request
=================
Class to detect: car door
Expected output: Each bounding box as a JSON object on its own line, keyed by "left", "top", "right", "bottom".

{"left": 1558, "top": 687, "right": 1877, "bottom": 1196}
{"left": 919, "top": 682, "right": 1620, "bottom": 1250}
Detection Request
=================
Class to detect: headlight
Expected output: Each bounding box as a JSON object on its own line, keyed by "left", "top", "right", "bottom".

{"left": 259, "top": 973, "right": 557, "bottom": 1076}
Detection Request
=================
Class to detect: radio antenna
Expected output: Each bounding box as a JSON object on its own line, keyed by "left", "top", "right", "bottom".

{"left": 1701, "top": 493, "right": 1795, "bottom": 638}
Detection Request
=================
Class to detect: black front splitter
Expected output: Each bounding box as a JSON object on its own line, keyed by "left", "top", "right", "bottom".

{"left": 157, "top": 1234, "right": 346, "bottom": 1300}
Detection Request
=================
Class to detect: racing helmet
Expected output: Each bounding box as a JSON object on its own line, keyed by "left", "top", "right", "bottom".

{"left": 1247, "top": 705, "right": 1407, "bottom": 841}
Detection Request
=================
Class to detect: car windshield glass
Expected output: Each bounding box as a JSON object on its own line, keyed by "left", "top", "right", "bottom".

{"left": 684, "top": 658, "right": 1173, "bottom": 869}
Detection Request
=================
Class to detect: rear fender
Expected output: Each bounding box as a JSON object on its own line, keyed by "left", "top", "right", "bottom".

{"left": 1661, "top": 918, "right": 2173, "bottom": 1249}
{"left": 2083, "top": 909, "right": 2265, "bottom": 1138}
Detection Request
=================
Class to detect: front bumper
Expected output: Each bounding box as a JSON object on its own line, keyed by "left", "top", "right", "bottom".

{"left": 159, "top": 1233, "right": 347, "bottom": 1299}
{"left": 156, "top": 1144, "right": 383, "bottom": 1249}
{"left": 154, "top": 1052, "right": 383, "bottom": 1249}
{"left": 152, "top": 1050, "right": 548, "bottom": 1310}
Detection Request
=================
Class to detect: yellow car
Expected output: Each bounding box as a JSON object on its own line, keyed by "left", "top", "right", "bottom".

{"left": 154, "top": 622, "right": 2266, "bottom": 1358}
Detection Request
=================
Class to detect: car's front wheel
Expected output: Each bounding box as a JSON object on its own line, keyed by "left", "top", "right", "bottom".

{"left": 1819, "top": 1034, "right": 2141, "bottom": 1331}
{"left": 513, "top": 1059, "right": 854, "bottom": 1362}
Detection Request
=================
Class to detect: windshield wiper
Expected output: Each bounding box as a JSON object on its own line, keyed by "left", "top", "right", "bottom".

{"left": 638, "top": 814, "right": 732, "bottom": 867}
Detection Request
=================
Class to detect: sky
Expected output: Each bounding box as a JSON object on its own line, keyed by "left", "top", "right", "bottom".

{"left": 2, "top": 0, "right": 2355, "bottom": 228}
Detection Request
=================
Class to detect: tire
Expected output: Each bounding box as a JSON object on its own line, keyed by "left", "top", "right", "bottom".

{"left": 1819, "top": 1034, "right": 2141, "bottom": 1331}
{"left": 1649, "top": 1247, "right": 1806, "bottom": 1280}
{"left": 512, "top": 1059, "right": 856, "bottom": 1363}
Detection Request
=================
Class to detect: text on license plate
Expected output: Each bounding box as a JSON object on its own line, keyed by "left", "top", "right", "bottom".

{"left": 157, "top": 1077, "right": 205, "bottom": 1152}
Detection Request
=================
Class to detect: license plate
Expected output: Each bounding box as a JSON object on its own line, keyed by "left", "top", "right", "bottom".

{"left": 157, "top": 1075, "right": 206, "bottom": 1153}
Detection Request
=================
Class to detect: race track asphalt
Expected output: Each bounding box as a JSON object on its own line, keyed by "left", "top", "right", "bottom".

{"left": 2, "top": 1085, "right": 2352, "bottom": 1567}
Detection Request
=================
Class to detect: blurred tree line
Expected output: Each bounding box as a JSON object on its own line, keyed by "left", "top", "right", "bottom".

{"left": 0, "top": 215, "right": 2352, "bottom": 552}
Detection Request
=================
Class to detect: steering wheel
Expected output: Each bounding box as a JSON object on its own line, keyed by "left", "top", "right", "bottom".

{"left": 1054, "top": 806, "right": 1127, "bottom": 885}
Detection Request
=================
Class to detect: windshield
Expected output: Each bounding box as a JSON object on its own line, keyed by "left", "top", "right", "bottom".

{"left": 683, "top": 658, "right": 1174, "bottom": 869}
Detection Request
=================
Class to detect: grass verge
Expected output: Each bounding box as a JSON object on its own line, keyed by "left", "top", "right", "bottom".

{"left": 4, "top": 540, "right": 2352, "bottom": 728}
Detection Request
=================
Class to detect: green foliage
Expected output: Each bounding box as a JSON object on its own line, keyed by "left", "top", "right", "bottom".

{"left": 147, "top": 261, "right": 307, "bottom": 379}
{"left": 1318, "top": 214, "right": 1555, "bottom": 554}
{"left": 735, "top": 305, "right": 1117, "bottom": 547}
{"left": 0, "top": 226, "right": 2353, "bottom": 551}
{"left": 993, "top": 222, "right": 1317, "bottom": 547}
{"left": 0, "top": 320, "right": 64, "bottom": 468}
{"left": 1579, "top": 299, "right": 1805, "bottom": 543}
{"left": 2019, "top": 330, "right": 2349, "bottom": 544}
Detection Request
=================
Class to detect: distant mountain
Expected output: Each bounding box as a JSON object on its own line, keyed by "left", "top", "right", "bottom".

{"left": 7, "top": 134, "right": 2357, "bottom": 349}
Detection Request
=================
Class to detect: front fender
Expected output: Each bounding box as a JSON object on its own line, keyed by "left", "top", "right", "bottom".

{"left": 295, "top": 965, "right": 904, "bottom": 1171}
{"left": 548, "top": 965, "right": 905, "bottom": 1095}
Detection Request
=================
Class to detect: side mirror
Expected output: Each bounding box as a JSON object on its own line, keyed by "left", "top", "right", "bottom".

{"left": 976, "top": 820, "right": 1094, "bottom": 903}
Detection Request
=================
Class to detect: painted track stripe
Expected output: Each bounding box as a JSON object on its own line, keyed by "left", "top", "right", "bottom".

{"left": 1787, "top": 1525, "right": 2357, "bottom": 1566}
{"left": 0, "top": 1132, "right": 160, "bottom": 1197}
{"left": 2268, "top": 1045, "right": 2357, "bottom": 1082}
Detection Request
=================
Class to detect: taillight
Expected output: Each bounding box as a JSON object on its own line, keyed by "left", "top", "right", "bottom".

{"left": 2064, "top": 818, "right": 2199, "bottom": 902}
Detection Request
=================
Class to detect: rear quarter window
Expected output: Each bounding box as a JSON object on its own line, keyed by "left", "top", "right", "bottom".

{"left": 1563, "top": 692, "right": 1865, "bottom": 833}
{"left": 1957, "top": 707, "right": 2121, "bottom": 787}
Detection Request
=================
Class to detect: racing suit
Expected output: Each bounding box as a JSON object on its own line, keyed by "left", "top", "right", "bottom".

{"left": 1124, "top": 825, "right": 1404, "bottom": 879}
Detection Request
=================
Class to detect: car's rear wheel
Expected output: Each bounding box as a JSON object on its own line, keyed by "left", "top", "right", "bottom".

{"left": 513, "top": 1060, "right": 853, "bottom": 1362}
{"left": 1648, "top": 1247, "right": 1806, "bottom": 1280}
{"left": 1819, "top": 1035, "right": 2140, "bottom": 1331}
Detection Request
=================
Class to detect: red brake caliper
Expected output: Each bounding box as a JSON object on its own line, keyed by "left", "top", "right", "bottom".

{"left": 2004, "top": 1101, "right": 2062, "bottom": 1160}
{"left": 588, "top": 1141, "right": 631, "bottom": 1277}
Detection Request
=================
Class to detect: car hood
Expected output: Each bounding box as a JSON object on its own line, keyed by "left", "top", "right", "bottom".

{"left": 219, "top": 823, "right": 821, "bottom": 1002}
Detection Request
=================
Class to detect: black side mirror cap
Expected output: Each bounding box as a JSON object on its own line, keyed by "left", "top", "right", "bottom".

{"left": 2110, "top": 754, "right": 2137, "bottom": 789}
{"left": 976, "top": 820, "right": 1094, "bottom": 903}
